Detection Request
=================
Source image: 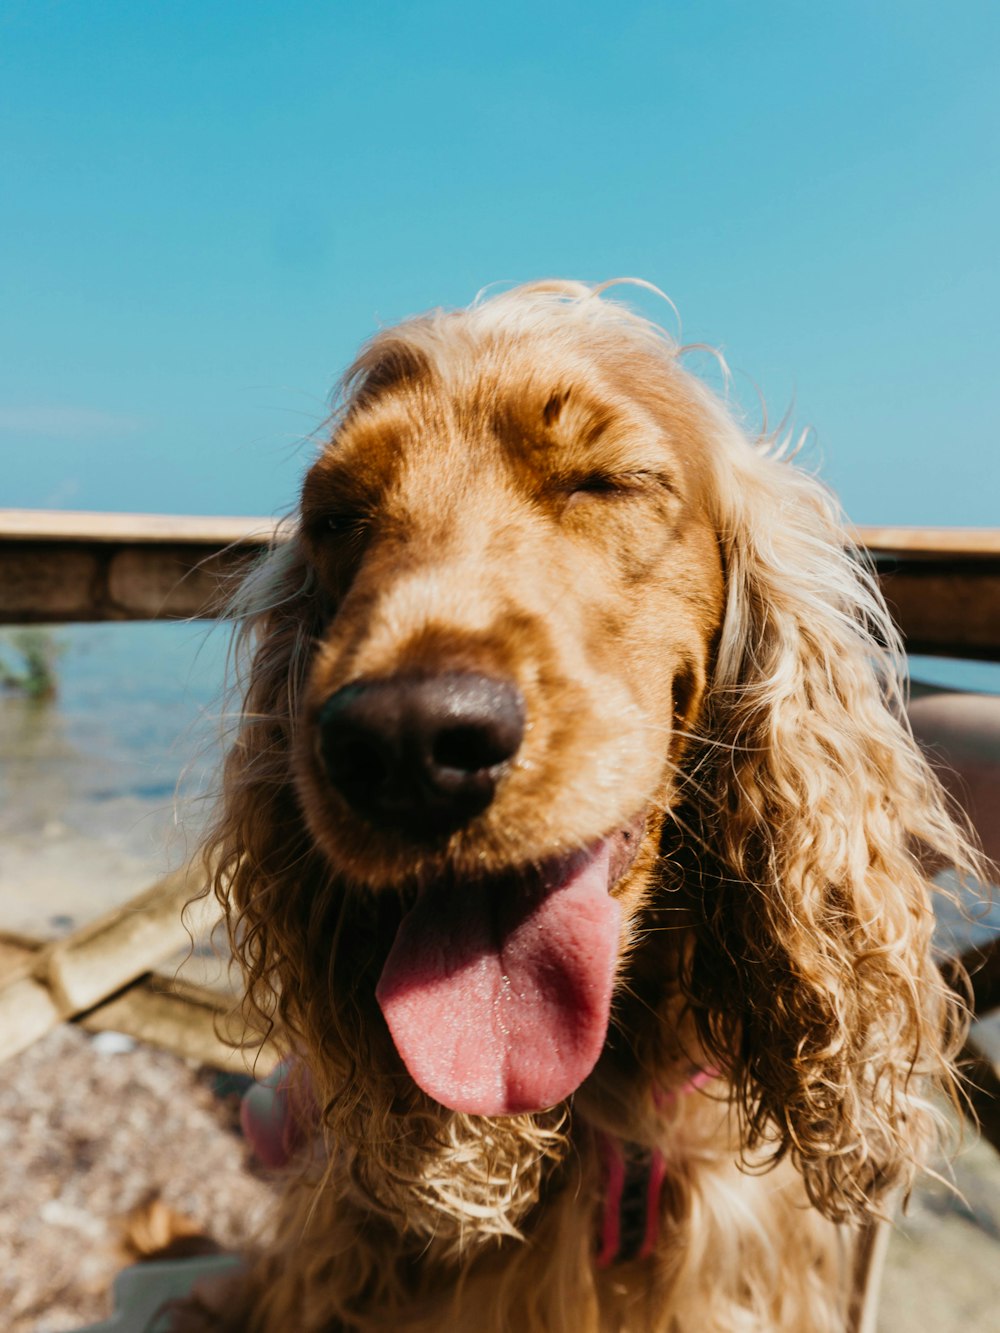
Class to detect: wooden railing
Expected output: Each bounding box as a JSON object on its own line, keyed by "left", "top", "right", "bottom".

{"left": 0, "top": 510, "right": 997, "bottom": 1107}
{"left": 0, "top": 509, "right": 276, "bottom": 624}
{"left": 2, "top": 509, "right": 1000, "bottom": 656}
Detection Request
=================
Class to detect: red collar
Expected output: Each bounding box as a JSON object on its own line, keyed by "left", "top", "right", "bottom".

{"left": 594, "top": 1070, "right": 715, "bottom": 1269}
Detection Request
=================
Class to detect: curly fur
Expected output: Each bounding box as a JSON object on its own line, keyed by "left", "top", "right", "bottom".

{"left": 175, "top": 281, "right": 985, "bottom": 1332}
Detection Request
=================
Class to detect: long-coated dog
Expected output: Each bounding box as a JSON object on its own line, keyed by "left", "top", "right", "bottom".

{"left": 170, "top": 281, "right": 982, "bottom": 1331}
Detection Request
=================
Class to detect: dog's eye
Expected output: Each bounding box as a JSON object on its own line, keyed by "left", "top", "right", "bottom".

{"left": 565, "top": 473, "right": 639, "bottom": 504}
{"left": 321, "top": 510, "right": 366, "bottom": 534}
{"left": 572, "top": 469, "right": 678, "bottom": 498}
{"left": 573, "top": 474, "right": 624, "bottom": 496}
{"left": 307, "top": 508, "right": 371, "bottom": 548}
{"left": 559, "top": 477, "right": 628, "bottom": 514}
{"left": 559, "top": 469, "right": 679, "bottom": 514}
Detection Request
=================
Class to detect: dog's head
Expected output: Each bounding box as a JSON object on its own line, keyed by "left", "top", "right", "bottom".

{"left": 210, "top": 281, "right": 980, "bottom": 1223}
{"left": 288, "top": 284, "right": 725, "bottom": 1117}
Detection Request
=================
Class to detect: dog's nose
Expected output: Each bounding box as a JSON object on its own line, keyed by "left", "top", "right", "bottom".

{"left": 317, "top": 672, "right": 525, "bottom": 834}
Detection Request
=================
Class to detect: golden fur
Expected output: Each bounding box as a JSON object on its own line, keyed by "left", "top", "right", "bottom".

{"left": 173, "top": 281, "right": 984, "bottom": 1332}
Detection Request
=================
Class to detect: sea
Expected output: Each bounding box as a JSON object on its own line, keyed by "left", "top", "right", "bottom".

{"left": 0, "top": 622, "right": 231, "bottom": 938}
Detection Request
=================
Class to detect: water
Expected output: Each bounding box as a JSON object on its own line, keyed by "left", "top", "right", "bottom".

{"left": 909, "top": 657, "right": 1000, "bottom": 696}
{"left": 0, "top": 621, "right": 229, "bottom": 824}
{"left": 0, "top": 622, "right": 231, "bottom": 937}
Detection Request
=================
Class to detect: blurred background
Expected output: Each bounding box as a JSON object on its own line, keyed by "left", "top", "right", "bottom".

{"left": 1, "top": 3, "right": 998, "bottom": 1329}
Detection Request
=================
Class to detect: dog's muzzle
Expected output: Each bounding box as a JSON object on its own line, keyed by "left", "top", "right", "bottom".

{"left": 317, "top": 670, "right": 525, "bottom": 835}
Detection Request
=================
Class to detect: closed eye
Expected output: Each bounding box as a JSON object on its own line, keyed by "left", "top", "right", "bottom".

{"left": 325, "top": 511, "right": 368, "bottom": 534}
{"left": 573, "top": 473, "right": 629, "bottom": 496}
{"left": 300, "top": 458, "right": 380, "bottom": 547}
{"left": 304, "top": 507, "right": 372, "bottom": 545}
{"left": 563, "top": 469, "right": 678, "bottom": 500}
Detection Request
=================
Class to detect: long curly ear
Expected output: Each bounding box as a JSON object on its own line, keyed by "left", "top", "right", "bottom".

{"left": 200, "top": 535, "right": 332, "bottom": 1054}
{"left": 678, "top": 412, "right": 985, "bottom": 1221}
{"left": 200, "top": 533, "right": 404, "bottom": 1120}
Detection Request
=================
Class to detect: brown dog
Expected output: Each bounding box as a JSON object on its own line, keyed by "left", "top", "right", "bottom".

{"left": 175, "top": 281, "right": 983, "bottom": 1331}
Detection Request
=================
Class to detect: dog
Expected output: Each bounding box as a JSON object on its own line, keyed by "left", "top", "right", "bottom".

{"left": 170, "top": 280, "right": 983, "bottom": 1331}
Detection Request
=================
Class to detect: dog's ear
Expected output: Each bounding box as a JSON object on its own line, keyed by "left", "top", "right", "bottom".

{"left": 676, "top": 429, "right": 981, "bottom": 1220}
{"left": 200, "top": 537, "right": 334, "bottom": 1053}
{"left": 200, "top": 535, "right": 403, "bottom": 1113}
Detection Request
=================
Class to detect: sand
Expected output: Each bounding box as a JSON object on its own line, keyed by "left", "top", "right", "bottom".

{"left": 0, "top": 1024, "right": 273, "bottom": 1333}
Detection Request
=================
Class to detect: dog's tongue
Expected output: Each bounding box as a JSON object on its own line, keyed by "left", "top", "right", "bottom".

{"left": 376, "top": 844, "right": 620, "bottom": 1116}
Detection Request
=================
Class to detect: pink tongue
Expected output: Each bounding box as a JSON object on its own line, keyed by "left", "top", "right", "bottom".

{"left": 376, "top": 844, "right": 621, "bottom": 1115}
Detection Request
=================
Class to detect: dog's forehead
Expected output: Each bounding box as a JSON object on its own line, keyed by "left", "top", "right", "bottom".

{"left": 308, "top": 329, "right": 711, "bottom": 505}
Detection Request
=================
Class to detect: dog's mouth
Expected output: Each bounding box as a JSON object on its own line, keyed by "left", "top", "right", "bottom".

{"left": 375, "top": 819, "right": 644, "bottom": 1116}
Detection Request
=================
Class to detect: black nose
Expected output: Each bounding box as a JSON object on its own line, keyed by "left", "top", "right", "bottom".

{"left": 317, "top": 672, "right": 526, "bottom": 835}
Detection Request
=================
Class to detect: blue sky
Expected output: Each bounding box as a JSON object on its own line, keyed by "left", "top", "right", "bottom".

{"left": 2, "top": 1, "right": 998, "bottom": 526}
